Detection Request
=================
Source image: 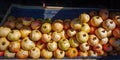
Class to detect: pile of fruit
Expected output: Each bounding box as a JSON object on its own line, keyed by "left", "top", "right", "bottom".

{"left": 0, "top": 9, "right": 120, "bottom": 59}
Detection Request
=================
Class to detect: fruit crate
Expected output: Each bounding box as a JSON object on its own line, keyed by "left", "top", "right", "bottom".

{"left": 0, "top": 4, "right": 120, "bottom": 59}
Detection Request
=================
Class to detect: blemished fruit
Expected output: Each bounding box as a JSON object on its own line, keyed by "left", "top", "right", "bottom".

{"left": 67, "top": 29, "right": 76, "bottom": 37}
{"left": 22, "top": 17, "right": 34, "bottom": 26}
{"left": 20, "top": 26, "right": 31, "bottom": 38}
{"left": 41, "top": 33, "right": 52, "bottom": 43}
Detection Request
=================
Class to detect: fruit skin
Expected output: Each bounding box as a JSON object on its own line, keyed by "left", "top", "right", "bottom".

{"left": 79, "top": 13, "right": 90, "bottom": 23}
{"left": 41, "top": 23, "right": 51, "bottom": 34}
{"left": 102, "top": 19, "right": 116, "bottom": 31}
{"left": 31, "top": 20, "right": 41, "bottom": 30}
{"left": 89, "top": 26, "right": 96, "bottom": 34}
{"left": 0, "top": 37, "right": 10, "bottom": 51}
{"left": 103, "top": 44, "right": 113, "bottom": 52}
{"left": 78, "top": 51, "right": 88, "bottom": 57}
{"left": 30, "top": 30, "right": 42, "bottom": 41}
{"left": 53, "top": 49, "right": 65, "bottom": 59}
{"left": 89, "top": 11, "right": 97, "bottom": 17}
{"left": 63, "top": 19, "right": 71, "bottom": 30}
{"left": 76, "top": 31, "right": 89, "bottom": 43}
{"left": 79, "top": 42, "right": 90, "bottom": 51}
{"left": 99, "top": 9, "right": 109, "bottom": 20}
{"left": 113, "top": 28, "right": 120, "bottom": 38}
{"left": 0, "top": 51, "right": 4, "bottom": 56}
{"left": 52, "top": 32, "right": 61, "bottom": 42}
{"left": 93, "top": 44, "right": 102, "bottom": 53}
{"left": 70, "top": 18, "right": 81, "bottom": 30}
{"left": 113, "top": 16, "right": 120, "bottom": 26}
{"left": 90, "top": 16, "right": 103, "bottom": 27}
{"left": 67, "top": 29, "right": 76, "bottom": 37}
{"left": 47, "top": 41, "right": 57, "bottom": 51}
{"left": 21, "top": 37, "right": 35, "bottom": 50}
{"left": 22, "top": 17, "right": 34, "bottom": 26}
{"left": 3, "top": 20, "right": 15, "bottom": 29}
{"left": 109, "top": 37, "right": 120, "bottom": 48}
{"left": 69, "top": 37, "right": 79, "bottom": 48}
{"left": 20, "top": 26, "right": 31, "bottom": 38}
{"left": 29, "top": 47, "right": 40, "bottom": 59}
{"left": 81, "top": 23, "right": 90, "bottom": 33}
{"left": 0, "top": 27, "right": 11, "bottom": 37}
{"left": 16, "top": 49, "right": 28, "bottom": 59}
{"left": 41, "top": 49, "right": 53, "bottom": 59}
{"left": 42, "top": 33, "right": 51, "bottom": 43}
{"left": 88, "top": 50, "right": 97, "bottom": 56}
{"left": 100, "top": 37, "right": 108, "bottom": 45}
{"left": 7, "top": 30, "right": 21, "bottom": 41}
{"left": 36, "top": 40, "right": 46, "bottom": 50}
{"left": 66, "top": 48, "right": 78, "bottom": 58}
{"left": 58, "top": 39, "right": 70, "bottom": 51}
{"left": 95, "top": 27, "right": 107, "bottom": 39}
{"left": 88, "top": 34, "right": 99, "bottom": 46}
{"left": 52, "top": 21, "right": 63, "bottom": 32}
{"left": 4, "top": 50, "right": 15, "bottom": 58}
{"left": 15, "top": 22, "right": 23, "bottom": 29}
{"left": 8, "top": 41, "right": 20, "bottom": 53}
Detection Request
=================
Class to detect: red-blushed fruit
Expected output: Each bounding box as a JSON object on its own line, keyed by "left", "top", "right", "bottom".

{"left": 20, "top": 26, "right": 31, "bottom": 38}
{"left": 103, "top": 44, "right": 113, "bottom": 52}
{"left": 89, "top": 11, "right": 97, "bottom": 17}
{"left": 95, "top": 27, "right": 107, "bottom": 39}
{"left": 53, "top": 49, "right": 65, "bottom": 59}
{"left": 63, "top": 19, "right": 71, "bottom": 30}
{"left": 93, "top": 44, "right": 102, "bottom": 53}
{"left": 88, "top": 34, "right": 99, "bottom": 46}
{"left": 79, "top": 13, "right": 90, "bottom": 23}
{"left": 0, "top": 51, "right": 4, "bottom": 56}
{"left": 8, "top": 41, "right": 20, "bottom": 53}
{"left": 16, "top": 49, "right": 28, "bottom": 59}
{"left": 36, "top": 40, "right": 46, "bottom": 50}
{"left": 15, "top": 22, "right": 23, "bottom": 29}
{"left": 113, "top": 16, "right": 120, "bottom": 26}
{"left": 31, "top": 20, "right": 41, "bottom": 30}
{"left": 0, "top": 27, "right": 11, "bottom": 37}
{"left": 52, "top": 21, "right": 63, "bottom": 32}
{"left": 109, "top": 37, "right": 120, "bottom": 48}
{"left": 113, "top": 28, "right": 120, "bottom": 38}
{"left": 99, "top": 9, "right": 109, "bottom": 20}
{"left": 22, "top": 17, "right": 34, "bottom": 26}
{"left": 97, "top": 50, "right": 104, "bottom": 56}
{"left": 3, "top": 20, "right": 15, "bottom": 29}
{"left": 107, "top": 30, "right": 112, "bottom": 37}
{"left": 78, "top": 51, "right": 88, "bottom": 57}
{"left": 66, "top": 48, "right": 78, "bottom": 58}
{"left": 102, "top": 19, "right": 116, "bottom": 31}
{"left": 89, "top": 26, "right": 96, "bottom": 34}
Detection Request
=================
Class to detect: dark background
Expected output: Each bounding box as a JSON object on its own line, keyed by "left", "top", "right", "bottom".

{"left": 0, "top": 0, "right": 120, "bottom": 19}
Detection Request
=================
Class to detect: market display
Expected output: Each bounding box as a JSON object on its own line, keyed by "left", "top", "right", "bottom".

{"left": 0, "top": 9, "right": 120, "bottom": 59}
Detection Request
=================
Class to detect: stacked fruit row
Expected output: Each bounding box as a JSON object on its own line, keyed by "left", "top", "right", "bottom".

{"left": 0, "top": 9, "right": 120, "bottom": 59}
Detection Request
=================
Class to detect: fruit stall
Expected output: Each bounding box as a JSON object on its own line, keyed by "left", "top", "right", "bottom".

{"left": 0, "top": 1, "right": 120, "bottom": 59}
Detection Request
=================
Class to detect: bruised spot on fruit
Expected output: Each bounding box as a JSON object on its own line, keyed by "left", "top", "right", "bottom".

{"left": 93, "top": 37, "right": 96, "bottom": 40}
{"left": 73, "top": 50, "right": 76, "bottom": 53}
{"left": 2, "top": 42, "right": 6, "bottom": 45}
{"left": 83, "top": 34, "right": 86, "bottom": 37}
{"left": 102, "top": 30, "right": 105, "bottom": 33}
{"left": 96, "top": 16, "right": 100, "bottom": 19}
{"left": 60, "top": 51, "right": 63, "bottom": 54}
